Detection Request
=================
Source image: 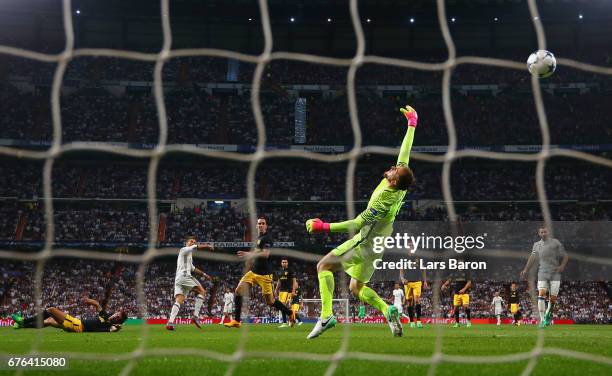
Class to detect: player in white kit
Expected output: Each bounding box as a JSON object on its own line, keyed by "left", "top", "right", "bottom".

{"left": 166, "top": 236, "right": 214, "bottom": 331}
{"left": 391, "top": 283, "right": 409, "bottom": 320}
{"left": 219, "top": 287, "right": 234, "bottom": 325}
{"left": 491, "top": 292, "right": 505, "bottom": 326}
{"left": 521, "top": 227, "right": 568, "bottom": 328}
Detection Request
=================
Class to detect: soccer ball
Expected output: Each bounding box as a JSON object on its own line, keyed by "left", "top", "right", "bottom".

{"left": 527, "top": 50, "right": 556, "bottom": 79}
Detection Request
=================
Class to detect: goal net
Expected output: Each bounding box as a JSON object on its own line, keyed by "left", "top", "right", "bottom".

{"left": 0, "top": 0, "right": 611, "bottom": 375}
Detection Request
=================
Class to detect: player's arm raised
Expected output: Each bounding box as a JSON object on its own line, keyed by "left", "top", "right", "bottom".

{"left": 81, "top": 296, "right": 102, "bottom": 311}
{"left": 397, "top": 105, "right": 418, "bottom": 167}
{"left": 305, "top": 105, "right": 417, "bottom": 234}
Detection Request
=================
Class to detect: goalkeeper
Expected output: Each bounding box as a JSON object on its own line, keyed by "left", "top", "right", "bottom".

{"left": 306, "top": 105, "right": 419, "bottom": 339}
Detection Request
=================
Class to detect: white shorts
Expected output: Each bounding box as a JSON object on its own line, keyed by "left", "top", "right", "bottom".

{"left": 494, "top": 308, "right": 503, "bottom": 315}
{"left": 223, "top": 303, "right": 234, "bottom": 314}
{"left": 537, "top": 280, "right": 560, "bottom": 296}
{"left": 174, "top": 275, "right": 202, "bottom": 297}
{"left": 394, "top": 303, "right": 403, "bottom": 314}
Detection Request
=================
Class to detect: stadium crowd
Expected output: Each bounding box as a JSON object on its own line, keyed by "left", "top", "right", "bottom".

{"left": 0, "top": 45, "right": 610, "bottom": 328}
{"left": 2, "top": 50, "right": 610, "bottom": 86}
{"left": 1, "top": 52, "right": 611, "bottom": 147}
{"left": 1, "top": 159, "right": 611, "bottom": 202}
{"left": 1, "top": 83, "right": 610, "bottom": 147}
{"left": 2, "top": 201, "right": 611, "bottom": 245}
{"left": 0, "top": 260, "right": 609, "bottom": 324}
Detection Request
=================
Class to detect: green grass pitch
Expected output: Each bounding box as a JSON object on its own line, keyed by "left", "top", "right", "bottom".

{"left": 1, "top": 324, "right": 610, "bottom": 376}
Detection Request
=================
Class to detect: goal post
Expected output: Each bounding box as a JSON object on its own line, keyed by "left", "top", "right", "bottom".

{"left": 302, "top": 298, "right": 350, "bottom": 322}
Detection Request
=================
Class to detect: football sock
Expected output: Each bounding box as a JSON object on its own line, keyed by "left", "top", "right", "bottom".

{"left": 466, "top": 308, "right": 471, "bottom": 321}
{"left": 295, "top": 313, "right": 302, "bottom": 323}
{"left": 318, "top": 270, "right": 335, "bottom": 318}
{"left": 281, "top": 310, "right": 287, "bottom": 323}
{"left": 454, "top": 308, "right": 460, "bottom": 323}
{"left": 168, "top": 302, "right": 180, "bottom": 325}
{"left": 407, "top": 305, "right": 414, "bottom": 322}
{"left": 537, "top": 297, "right": 546, "bottom": 321}
{"left": 358, "top": 286, "right": 388, "bottom": 316}
{"left": 193, "top": 294, "right": 204, "bottom": 317}
{"left": 23, "top": 310, "right": 51, "bottom": 328}
{"left": 415, "top": 303, "right": 422, "bottom": 320}
{"left": 546, "top": 301, "right": 555, "bottom": 317}
{"left": 220, "top": 314, "right": 225, "bottom": 323}
{"left": 233, "top": 295, "right": 243, "bottom": 322}
{"left": 272, "top": 300, "right": 293, "bottom": 316}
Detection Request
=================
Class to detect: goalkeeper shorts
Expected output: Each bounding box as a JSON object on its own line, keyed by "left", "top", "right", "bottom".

{"left": 331, "top": 232, "right": 380, "bottom": 283}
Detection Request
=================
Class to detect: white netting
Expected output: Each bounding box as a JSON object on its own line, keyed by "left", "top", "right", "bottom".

{"left": 0, "top": 0, "right": 612, "bottom": 375}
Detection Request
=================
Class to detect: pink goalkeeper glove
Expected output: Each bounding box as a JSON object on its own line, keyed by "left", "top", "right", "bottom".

{"left": 306, "top": 218, "right": 331, "bottom": 233}
{"left": 400, "top": 105, "right": 418, "bottom": 128}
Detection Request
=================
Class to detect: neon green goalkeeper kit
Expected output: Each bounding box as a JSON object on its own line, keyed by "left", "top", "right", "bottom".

{"left": 328, "top": 125, "right": 415, "bottom": 283}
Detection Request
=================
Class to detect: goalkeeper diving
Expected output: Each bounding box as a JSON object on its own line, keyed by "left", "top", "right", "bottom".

{"left": 305, "top": 105, "right": 419, "bottom": 339}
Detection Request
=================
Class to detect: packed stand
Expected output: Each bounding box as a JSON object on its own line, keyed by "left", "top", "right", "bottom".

{"left": 1, "top": 159, "right": 611, "bottom": 202}
{"left": 0, "top": 54, "right": 611, "bottom": 147}
{"left": 1, "top": 261, "right": 609, "bottom": 324}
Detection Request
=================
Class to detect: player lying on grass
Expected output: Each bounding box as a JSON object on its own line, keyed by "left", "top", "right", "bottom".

{"left": 305, "top": 105, "right": 419, "bottom": 339}
{"left": 167, "top": 236, "right": 214, "bottom": 331}
{"left": 12, "top": 296, "right": 127, "bottom": 333}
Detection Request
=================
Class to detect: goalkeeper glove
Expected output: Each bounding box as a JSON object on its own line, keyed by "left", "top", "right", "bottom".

{"left": 306, "top": 218, "right": 331, "bottom": 233}
{"left": 400, "top": 105, "right": 418, "bottom": 128}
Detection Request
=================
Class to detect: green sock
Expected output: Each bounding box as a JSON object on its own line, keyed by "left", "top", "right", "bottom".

{"left": 318, "top": 270, "right": 335, "bottom": 318}
{"left": 358, "top": 285, "right": 388, "bottom": 316}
